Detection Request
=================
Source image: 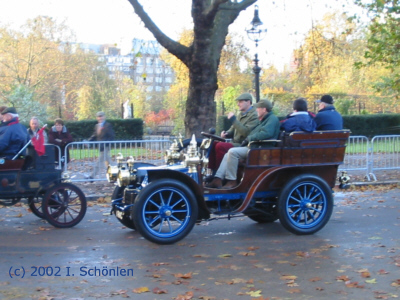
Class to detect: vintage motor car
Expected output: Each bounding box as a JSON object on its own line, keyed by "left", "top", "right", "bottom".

{"left": 108, "top": 130, "right": 351, "bottom": 244}
{"left": 0, "top": 144, "right": 87, "bottom": 228}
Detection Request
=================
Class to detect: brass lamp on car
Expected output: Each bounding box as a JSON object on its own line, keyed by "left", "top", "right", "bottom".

{"left": 165, "top": 139, "right": 182, "bottom": 165}
{"left": 165, "top": 134, "right": 184, "bottom": 165}
{"left": 116, "top": 156, "right": 136, "bottom": 187}
{"left": 106, "top": 153, "right": 124, "bottom": 182}
{"left": 184, "top": 135, "right": 201, "bottom": 173}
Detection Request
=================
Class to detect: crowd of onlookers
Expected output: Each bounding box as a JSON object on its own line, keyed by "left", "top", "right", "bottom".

{"left": 0, "top": 107, "right": 115, "bottom": 178}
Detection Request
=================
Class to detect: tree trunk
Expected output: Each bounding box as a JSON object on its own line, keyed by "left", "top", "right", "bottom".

{"left": 127, "top": 0, "right": 257, "bottom": 137}
{"left": 186, "top": 69, "right": 218, "bottom": 137}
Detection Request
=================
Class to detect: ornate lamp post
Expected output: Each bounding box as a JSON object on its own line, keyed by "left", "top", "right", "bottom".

{"left": 246, "top": 5, "right": 267, "bottom": 102}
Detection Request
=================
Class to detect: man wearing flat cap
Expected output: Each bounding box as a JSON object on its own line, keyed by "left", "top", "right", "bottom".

{"left": 207, "top": 93, "right": 259, "bottom": 174}
{"left": 207, "top": 99, "right": 280, "bottom": 189}
{"left": 0, "top": 107, "right": 30, "bottom": 159}
{"left": 87, "top": 111, "right": 115, "bottom": 179}
{"left": 314, "top": 95, "right": 343, "bottom": 130}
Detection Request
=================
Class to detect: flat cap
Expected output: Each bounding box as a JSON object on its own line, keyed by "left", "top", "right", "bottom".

{"left": 96, "top": 111, "right": 105, "bottom": 117}
{"left": 254, "top": 99, "right": 273, "bottom": 110}
{"left": 1, "top": 107, "right": 17, "bottom": 115}
{"left": 236, "top": 93, "right": 253, "bottom": 101}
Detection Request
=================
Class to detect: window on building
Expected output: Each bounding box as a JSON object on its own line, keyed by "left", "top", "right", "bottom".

{"left": 146, "top": 57, "right": 154, "bottom": 65}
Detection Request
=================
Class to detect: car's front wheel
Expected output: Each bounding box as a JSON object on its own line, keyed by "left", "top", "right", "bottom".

{"left": 132, "top": 179, "right": 198, "bottom": 245}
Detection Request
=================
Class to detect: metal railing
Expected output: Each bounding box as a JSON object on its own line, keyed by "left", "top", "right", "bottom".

{"left": 57, "top": 135, "right": 400, "bottom": 183}
{"left": 339, "top": 135, "right": 400, "bottom": 181}
{"left": 339, "top": 136, "right": 373, "bottom": 180}
{"left": 63, "top": 140, "right": 172, "bottom": 182}
{"left": 370, "top": 135, "right": 400, "bottom": 175}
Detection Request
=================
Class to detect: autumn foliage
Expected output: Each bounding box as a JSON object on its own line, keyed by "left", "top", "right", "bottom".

{"left": 144, "top": 109, "right": 174, "bottom": 131}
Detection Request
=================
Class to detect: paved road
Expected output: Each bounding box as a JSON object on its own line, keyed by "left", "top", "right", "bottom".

{"left": 0, "top": 186, "right": 399, "bottom": 300}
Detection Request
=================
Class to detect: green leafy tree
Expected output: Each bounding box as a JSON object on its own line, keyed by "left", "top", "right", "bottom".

{"left": 354, "top": 0, "right": 400, "bottom": 97}
{"left": 76, "top": 66, "right": 117, "bottom": 120}
{"left": 3, "top": 84, "right": 47, "bottom": 122}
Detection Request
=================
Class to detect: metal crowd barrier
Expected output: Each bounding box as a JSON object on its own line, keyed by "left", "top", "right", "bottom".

{"left": 370, "top": 135, "right": 400, "bottom": 179}
{"left": 63, "top": 140, "right": 172, "bottom": 182}
{"left": 339, "top": 135, "right": 400, "bottom": 181}
{"left": 57, "top": 135, "right": 400, "bottom": 183}
{"left": 339, "top": 136, "right": 374, "bottom": 181}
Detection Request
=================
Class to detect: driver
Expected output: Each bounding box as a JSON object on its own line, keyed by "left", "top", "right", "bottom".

{"left": 0, "top": 107, "right": 30, "bottom": 159}
{"left": 207, "top": 93, "right": 258, "bottom": 177}
{"left": 206, "top": 99, "right": 280, "bottom": 189}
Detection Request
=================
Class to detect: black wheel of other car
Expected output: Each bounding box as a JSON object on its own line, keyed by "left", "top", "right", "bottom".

{"left": 28, "top": 192, "right": 46, "bottom": 219}
{"left": 278, "top": 174, "right": 333, "bottom": 235}
{"left": 42, "top": 183, "right": 87, "bottom": 228}
{"left": 132, "top": 179, "right": 198, "bottom": 245}
{"left": 247, "top": 213, "right": 278, "bottom": 223}
{"left": 112, "top": 186, "right": 136, "bottom": 230}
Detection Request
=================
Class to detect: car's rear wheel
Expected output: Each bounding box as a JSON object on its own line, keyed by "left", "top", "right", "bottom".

{"left": 278, "top": 174, "right": 333, "bottom": 235}
{"left": 132, "top": 179, "right": 198, "bottom": 245}
{"left": 28, "top": 192, "right": 46, "bottom": 219}
{"left": 42, "top": 183, "right": 87, "bottom": 228}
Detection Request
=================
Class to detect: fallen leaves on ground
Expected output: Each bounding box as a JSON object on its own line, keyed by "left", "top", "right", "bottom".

{"left": 174, "top": 272, "right": 192, "bottom": 279}
{"left": 132, "top": 286, "right": 150, "bottom": 293}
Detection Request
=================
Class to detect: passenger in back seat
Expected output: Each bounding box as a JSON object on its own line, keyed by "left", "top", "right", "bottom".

{"left": 314, "top": 95, "right": 343, "bottom": 130}
{"left": 206, "top": 99, "right": 280, "bottom": 189}
{"left": 281, "top": 98, "right": 316, "bottom": 132}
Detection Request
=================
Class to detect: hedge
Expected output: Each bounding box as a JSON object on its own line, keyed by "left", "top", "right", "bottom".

{"left": 32, "top": 118, "right": 144, "bottom": 141}
{"left": 26, "top": 113, "right": 400, "bottom": 141}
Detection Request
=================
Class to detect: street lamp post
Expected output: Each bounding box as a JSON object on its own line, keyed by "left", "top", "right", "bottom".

{"left": 246, "top": 5, "right": 267, "bottom": 103}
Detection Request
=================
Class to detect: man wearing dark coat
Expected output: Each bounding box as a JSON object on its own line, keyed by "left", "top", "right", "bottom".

{"left": 88, "top": 111, "right": 115, "bottom": 179}
{"left": 0, "top": 107, "right": 30, "bottom": 159}
{"left": 281, "top": 98, "right": 316, "bottom": 133}
{"left": 314, "top": 95, "right": 343, "bottom": 130}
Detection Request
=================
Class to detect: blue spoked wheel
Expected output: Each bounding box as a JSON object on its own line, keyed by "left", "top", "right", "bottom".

{"left": 132, "top": 179, "right": 198, "bottom": 244}
{"left": 278, "top": 174, "right": 333, "bottom": 235}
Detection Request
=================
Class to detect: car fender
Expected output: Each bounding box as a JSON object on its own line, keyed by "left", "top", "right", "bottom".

{"left": 147, "top": 169, "right": 210, "bottom": 219}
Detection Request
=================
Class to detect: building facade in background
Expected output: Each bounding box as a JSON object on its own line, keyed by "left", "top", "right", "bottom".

{"left": 76, "top": 39, "right": 174, "bottom": 113}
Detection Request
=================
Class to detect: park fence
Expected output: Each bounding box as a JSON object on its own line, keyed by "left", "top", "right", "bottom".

{"left": 64, "top": 139, "right": 172, "bottom": 182}
{"left": 59, "top": 135, "right": 400, "bottom": 183}
{"left": 339, "top": 135, "right": 400, "bottom": 181}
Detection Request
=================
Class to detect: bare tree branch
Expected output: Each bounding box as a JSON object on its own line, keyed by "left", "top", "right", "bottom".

{"left": 127, "top": 0, "right": 191, "bottom": 65}
{"left": 203, "top": 0, "right": 229, "bottom": 20}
